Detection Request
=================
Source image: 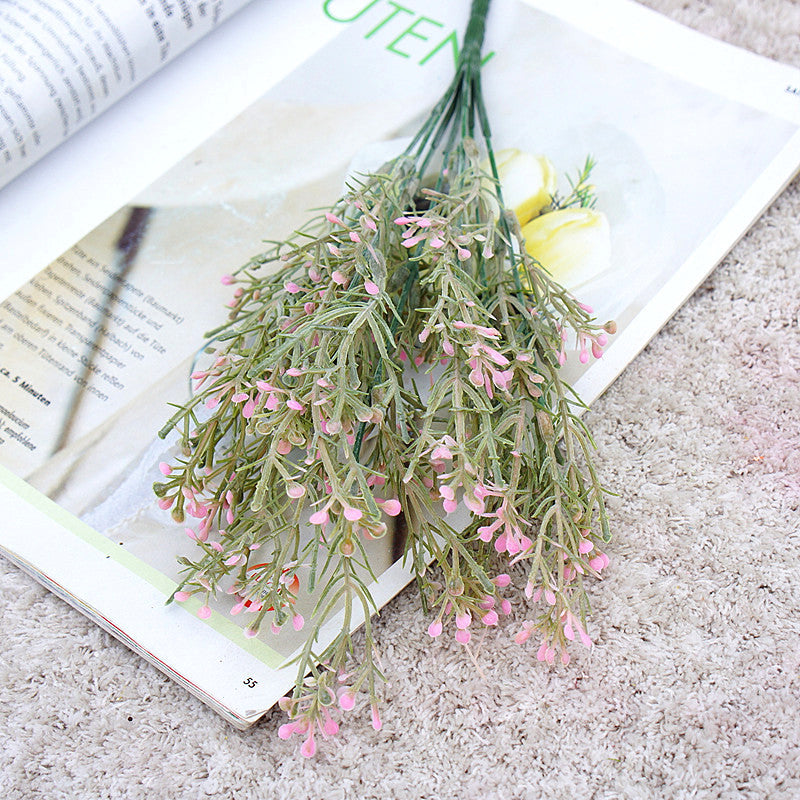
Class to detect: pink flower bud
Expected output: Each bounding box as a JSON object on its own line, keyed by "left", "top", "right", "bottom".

{"left": 536, "top": 642, "right": 549, "bottom": 661}
{"left": 300, "top": 734, "right": 316, "bottom": 758}
{"left": 286, "top": 483, "right": 306, "bottom": 499}
{"left": 380, "top": 499, "right": 402, "bottom": 517}
{"left": 589, "top": 556, "right": 605, "bottom": 572}
{"left": 278, "top": 723, "right": 295, "bottom": 740}
{"left": 322, "top": 717, "right": 339, "bottom": 736}
{"left": 427, "top": 620, "right": 443, "bottom": 637}
{"left": 309, "top": 510, "right": 329, "bottom": 526}
{"left": 463, "top": 495, "right": 485, "bottom": 515}
{"left": 277, "top": 697, "right": 293, "bottom": 713}
{"left": 477, "top": 526, "right": 495, "bottom": 542}
{"left": 439, "top": 485, "right": 455, "bottom": 501}
{"left": 239, "top": 396, "right": 257, "bottom": 418}
{"left": 431, "top": 445, "right": 453, "bottom": 461}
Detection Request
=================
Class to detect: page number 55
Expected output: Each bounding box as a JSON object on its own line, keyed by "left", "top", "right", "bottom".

{"left": 242, "top": 677, "right": 258, "bottom": 688}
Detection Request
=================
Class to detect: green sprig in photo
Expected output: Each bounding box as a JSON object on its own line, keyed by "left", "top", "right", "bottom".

{"left": 152, "top": 0, "right": 615, "bottom": 757}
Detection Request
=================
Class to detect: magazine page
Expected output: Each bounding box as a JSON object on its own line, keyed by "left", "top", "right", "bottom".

{"left": 0, "top": 0, "right": 259, "bottom": 190}
{"left": 0, "top": 0, "right": 799, "bottom": 725}
{"left": 0, "top": 0, "right": 343, "bottom": 299}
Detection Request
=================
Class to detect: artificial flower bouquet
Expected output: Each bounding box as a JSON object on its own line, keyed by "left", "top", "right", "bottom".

{"left": 152, "top": 0, "right": 614, "bottom": 756}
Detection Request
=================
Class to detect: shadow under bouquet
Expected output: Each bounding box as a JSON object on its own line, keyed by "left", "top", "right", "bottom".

{"left": 153, "top": 0, "right": 615, "bottom": 757}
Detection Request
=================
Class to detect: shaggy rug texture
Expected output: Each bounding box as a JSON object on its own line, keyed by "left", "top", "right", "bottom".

{"left": 1, "top": 1, "right": 798, "bottom": 798}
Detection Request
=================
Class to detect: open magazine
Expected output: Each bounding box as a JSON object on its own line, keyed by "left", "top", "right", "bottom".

{"left": 1, "top": 0, "right": 799, "bottom": 728}
{"left": 0, "top": 0, "right": 263, "bottom": 190}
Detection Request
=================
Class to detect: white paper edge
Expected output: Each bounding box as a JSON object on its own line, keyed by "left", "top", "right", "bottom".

{"left": 524, "top": 0, "right": 800, "bottom": 125}
{"left": 574, "top": 129, "right": 800, "bottom": 407}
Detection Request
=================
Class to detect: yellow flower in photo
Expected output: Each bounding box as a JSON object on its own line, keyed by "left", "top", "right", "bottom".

{"left": 521, "top": 207, "right": 611, "bottom": 290}
{"left": 485, "top": 149, "right": 557, "bottom": 225}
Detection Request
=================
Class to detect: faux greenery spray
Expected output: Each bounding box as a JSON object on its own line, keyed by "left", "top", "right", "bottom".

{"left": 153, "top": 0, "right": 615, "bottom": 756}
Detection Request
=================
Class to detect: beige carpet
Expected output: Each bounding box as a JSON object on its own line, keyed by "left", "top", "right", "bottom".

{"left": 2, "top": 1, "right": 799, "bottom": 797}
